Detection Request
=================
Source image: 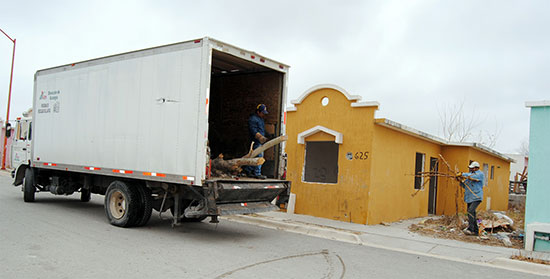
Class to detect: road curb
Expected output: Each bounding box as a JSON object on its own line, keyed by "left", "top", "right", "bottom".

{"left": 223, "top": 214, "right": 550, "bottom": 277}
{"left": 489, "top": 257, "right": 550, "bottom": 276}
{"left": 223, "top": 215, "right": 362, "bottom": 244}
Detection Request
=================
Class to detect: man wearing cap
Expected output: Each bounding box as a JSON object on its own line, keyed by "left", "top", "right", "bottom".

{"left": 457, "top": 161, "right": 485, "bottom": 236}
{"left": 245, "top": 104, "right": 269, "bottom": 179}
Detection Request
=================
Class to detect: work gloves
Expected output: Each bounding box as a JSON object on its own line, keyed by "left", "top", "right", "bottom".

{"left": 255, "top": 132, "right": 268, "bottom": 144}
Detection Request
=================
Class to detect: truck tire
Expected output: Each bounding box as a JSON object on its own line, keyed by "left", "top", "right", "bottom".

{"left": 23, "top": 168, "right": 36, "bottom": 202}
{"left": 104, "top": 181, "right": 140, "bottom": 227}
{"left": 133, "top": 185, "right": 153, "bottom": 227}
{"left": 81, "top": 188, "right": 91, "bottom": 202}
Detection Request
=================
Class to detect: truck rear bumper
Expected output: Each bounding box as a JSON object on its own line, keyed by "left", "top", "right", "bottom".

{"left": 218, "top": 201, "right": 278, "bottom": 215}
{"left": 213, "top": 179, "right": 289, "bottom": 204}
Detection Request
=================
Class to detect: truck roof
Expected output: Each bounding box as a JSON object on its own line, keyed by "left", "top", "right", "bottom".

{"left": 36, "top": 37, "right": 290, "bottom": 77}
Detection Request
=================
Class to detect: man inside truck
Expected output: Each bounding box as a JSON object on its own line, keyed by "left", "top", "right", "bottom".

{"left": 245, "top": 104, "right": 269, "bottom": 179}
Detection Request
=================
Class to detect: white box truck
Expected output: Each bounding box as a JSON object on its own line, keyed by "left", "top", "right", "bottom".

{"left": 12, "top": 37, "right": 290, "bottom": 227}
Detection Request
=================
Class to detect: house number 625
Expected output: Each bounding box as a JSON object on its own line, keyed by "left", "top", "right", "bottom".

{"left": 354, "top": 152, "right": 369, "bottom": 160}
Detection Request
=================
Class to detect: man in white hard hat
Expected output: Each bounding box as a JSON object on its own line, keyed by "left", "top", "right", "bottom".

{"left": 456, "top": 161, "right": 485, "bottom": 236}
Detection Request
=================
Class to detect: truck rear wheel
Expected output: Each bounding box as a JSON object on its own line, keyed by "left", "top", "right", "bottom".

{"left": 104, "top": 181, "right": 139, "bottom": 227}
{"left": 23, "top": 168, "right": 36, "bottom": 202}
{"left": 81, "top": 188, "right": 91, "bottom": 202}
{"left": 134, "top": 185, "right": 153, "bottom": 227}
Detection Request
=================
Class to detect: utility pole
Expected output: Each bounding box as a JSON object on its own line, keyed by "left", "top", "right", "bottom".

{"left": 0, "top": 28, "right": 16, "bottom": 170}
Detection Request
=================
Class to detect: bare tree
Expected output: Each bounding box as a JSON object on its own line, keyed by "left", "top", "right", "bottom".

{"left": 438, "top": 100, "right": 500, "bottom": 148}
{"left": 438, "top": 100, "right": 479, "bottom": 142}
{"left": 517, "top": 139, "right": 529, "bottom": 156}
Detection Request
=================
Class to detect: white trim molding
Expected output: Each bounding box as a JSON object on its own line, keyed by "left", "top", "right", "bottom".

{"left": 291, "top": 84, "right": 360, "bottom": 105}
{"left": 351, "top": 101, "right": 381, "bottom": 107}
{"left": 288, "top": 84, "right": 380, "bottom": 111}
{"left": 526, "top": 100, "right": 550, "bottom": 108}
{"left": 297, "top": 125, "right": 343, "bottom": 144}
{"left": 525, "top": 222, "right": 550, "bottom": 251}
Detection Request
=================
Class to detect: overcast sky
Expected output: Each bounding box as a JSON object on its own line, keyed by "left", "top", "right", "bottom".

{"left": 1, "top": 0, "right": 548, "bottom": 154}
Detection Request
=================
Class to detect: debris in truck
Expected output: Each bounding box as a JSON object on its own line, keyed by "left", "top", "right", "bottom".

{"left": 211, "top": 154, "right": 265, "bottom": 176}
{"left": 211, "top": 135, "right": 288, "bottom": 177}
{"left": 244, "top": 135, "right": 288, "bottom": 159}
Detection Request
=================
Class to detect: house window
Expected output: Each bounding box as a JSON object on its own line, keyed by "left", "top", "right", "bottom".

{"left": 414, "top": 153, "right": 425, "bottom": 189}
{"left": 482, "top": 163, "right": 489, "bottom": 186}
{"left": 303, "top": 141, "right": 339, "bottom": 183}
{"left": 490, "top": 166, "right": 494, "bottom": 180}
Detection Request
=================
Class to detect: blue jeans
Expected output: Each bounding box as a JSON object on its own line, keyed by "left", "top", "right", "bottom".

{"left": 467, "top": 201, "right": 481, "bottom": 234}
{"left": 244, "top": 143, "right": 263, "bottom": 176}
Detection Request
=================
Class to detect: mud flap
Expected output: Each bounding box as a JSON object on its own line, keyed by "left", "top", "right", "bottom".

{"left": 13, "top": 165, "right": 29, "bottom": 186}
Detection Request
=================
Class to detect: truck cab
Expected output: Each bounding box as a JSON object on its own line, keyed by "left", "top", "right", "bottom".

{"left": 10, "top": 117, "right": 32, "bottom": 174}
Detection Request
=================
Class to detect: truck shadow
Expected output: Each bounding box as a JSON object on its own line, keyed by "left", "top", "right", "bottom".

{"left": 143, "top": 215, "right": 264, "bottom": 242}
{"left": 17, "top": 193, "right": 264, "bottom": 242}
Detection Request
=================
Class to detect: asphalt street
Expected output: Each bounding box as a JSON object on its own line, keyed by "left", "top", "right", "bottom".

{"left": 0, "top": 173, "right": 546, "bottom": 279}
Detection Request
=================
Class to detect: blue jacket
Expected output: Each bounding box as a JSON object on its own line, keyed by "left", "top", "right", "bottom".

{"left": 248, "top": 114, "right": 265, "bottom": 146}
{"left": 460, "top": 170, "right": 485, "bottom": 203}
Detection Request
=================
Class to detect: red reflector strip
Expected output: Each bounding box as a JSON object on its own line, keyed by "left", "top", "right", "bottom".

{"left": 260, "top": 58, "right": 265, "bottom": 63}
{"left": 143, "top": 172, "right": 166, "bottom": 177}
{"left": 279, "top": 65, "right": 284, "bottom": 69}
{"left": 113, "top": 169, "right": 133, "bottom": 174}
{"left": 182, "top": 176, "right": 195, "bottom": 181}
{"left": 250, "top": 55, "right": 255, "bottom": 59}
{"left": 284, "top": 111, "right": 287, "bottom": 125}
{"left": 84, "top": 167, "right": 101, "bottom": 171}
{"left": 264, "top": 185, "right": 279, "bottom": 189}
{"left": 43, "top": 163, "right": 57, "bottom": 166}
{"left": 194, "top": 39, "right": 201, "bottom": 43}
{"left": 241, "top": 203, "right": 248, "bottom": 207}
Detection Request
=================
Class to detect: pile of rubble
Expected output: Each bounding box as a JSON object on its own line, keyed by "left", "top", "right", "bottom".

{"left": 409, "top": 210, "right": 524, "bottom": 249}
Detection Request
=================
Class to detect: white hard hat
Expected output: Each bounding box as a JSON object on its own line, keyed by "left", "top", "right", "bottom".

{"left": 469, "top": 161, "right": 480, "bottom": 168}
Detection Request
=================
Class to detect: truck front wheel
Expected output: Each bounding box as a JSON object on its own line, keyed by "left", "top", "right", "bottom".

{"left": 104, "top": 181, "right": 139, "bottom": 227}
{"left": 23, "top": 168, "right": 36, "bottom": 202}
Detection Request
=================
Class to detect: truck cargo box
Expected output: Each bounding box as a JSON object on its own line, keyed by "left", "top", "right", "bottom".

{"left": 32, "top": 37, "right": 289, "bottom": 184}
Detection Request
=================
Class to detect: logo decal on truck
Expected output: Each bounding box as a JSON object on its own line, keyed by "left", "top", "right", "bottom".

{"left": 37, "top": 90, "right": 61, "bottom": 114}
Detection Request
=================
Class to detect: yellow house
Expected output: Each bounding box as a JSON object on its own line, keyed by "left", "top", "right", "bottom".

{"left": 286, "top": 85, "right": 512, "bottom": 225}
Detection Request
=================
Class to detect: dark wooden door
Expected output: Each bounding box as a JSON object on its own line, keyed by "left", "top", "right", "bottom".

{"left": 428, "top": 157, "right": 438, "bottom": 214}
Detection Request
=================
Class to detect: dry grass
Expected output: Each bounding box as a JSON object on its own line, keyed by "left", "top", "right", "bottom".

{"left": 409, "top": 207, "right": 525, "bottom": 249}
{"left": 511, "top": 254, "right": 550, "bottom": 265}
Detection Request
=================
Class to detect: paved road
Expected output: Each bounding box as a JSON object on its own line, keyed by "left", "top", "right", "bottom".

{"left": 0, "top": 174, "right": 546, "bottom": 278}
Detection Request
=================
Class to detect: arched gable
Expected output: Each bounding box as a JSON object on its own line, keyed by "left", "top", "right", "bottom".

{"left": 297, "top": 125, "right": 343, "bottom": 144}
{"left": 287, "top": 84, "right": 379, "bottom": 112}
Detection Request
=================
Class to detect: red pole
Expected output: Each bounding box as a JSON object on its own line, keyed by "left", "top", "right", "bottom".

{"left": 1, "top": 29, "right": 16, "bottom": 170}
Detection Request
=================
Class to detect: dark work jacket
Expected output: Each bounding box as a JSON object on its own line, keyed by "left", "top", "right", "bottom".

{"left": 248, "top": 114, "right": 265, "bottom": 146}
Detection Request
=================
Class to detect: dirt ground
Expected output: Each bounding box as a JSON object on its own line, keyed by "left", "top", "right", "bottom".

{"left": 409, "top": 203, "right": 525, "bottom": 250}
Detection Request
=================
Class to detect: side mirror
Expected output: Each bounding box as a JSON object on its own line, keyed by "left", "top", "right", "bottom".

{"left": 5, "top": 123, "right": 11, "bottom": 138}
